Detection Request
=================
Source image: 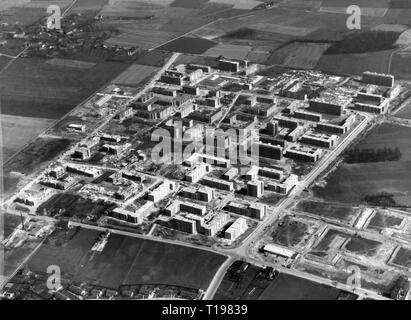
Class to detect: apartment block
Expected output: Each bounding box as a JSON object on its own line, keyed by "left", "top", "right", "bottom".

{"left": 66, "top": 164, "right": 101, "bottom": 178}
{"left": 201, "top": 213, "right": 230, "bottom": 237}
{"left": 284, "top": 145, "right": 323, "bottom": 162}
{"left": 227, "top": 201, "right": 267, "bottom": 220}
{"left": 181, "top": 186, "right": 214, "bottom": 202}
{"left": 300, "top": 131, "right": 338, "bottom": 148}
{"left": 256, "top": 142, "right": 283, "bottom": 160}
{"left": 362, "top": 71, "right": 394, "bottom": 87}
{"left": 293, "top": 110, "right": 322, "bottom": 122}
{"left": 266, "top": 174, "right": 298, "bottom": 195}
{"left": 147, "top": 180, "right": 177, "bottom": 203}
{"left": 185, "top": 163, "right": 212, "bottom": 183}
{"left": 247, "top": 180, "right": 264, "bottom": 198}
{"left": 201, "top": 176, "right": 234, "bottom": 192}
{"left": 225, "top": 217, "right": 248, "bottom": 241}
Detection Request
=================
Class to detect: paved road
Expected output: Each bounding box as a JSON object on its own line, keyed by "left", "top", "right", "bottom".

{"left": 236, "top": 114, "right": 372, "bottom": 258}
{"left": 203, "top": 256, "right": 236, "bottom": 300}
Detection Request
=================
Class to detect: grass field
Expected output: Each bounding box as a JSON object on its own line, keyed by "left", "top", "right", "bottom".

{"left": 367, "top": 211, "right": 404, "bottom": 231}
{"left": 314, "top": 123, "right": 411, "bottom": 207}
{"left": 344, "top": 237, "right": 382, "bottom": 256}
{"left": 391, "top": 247, "right": 411, "bottom": 268}
{"left": 296, "top": 201, "right": 359, "bottom": 223}
{"left": 27, "top": 227, "right": 227, "bottom": 290}
{"left": 270, "top": 217, "right": 309, "bottom": 248}
{"left": 395, "top": 98, "right": 411, "bottom": 118}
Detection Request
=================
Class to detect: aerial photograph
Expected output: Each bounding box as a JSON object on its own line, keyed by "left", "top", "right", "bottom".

{"left": 1, "top": 0, "right": 411, "bottom": 309}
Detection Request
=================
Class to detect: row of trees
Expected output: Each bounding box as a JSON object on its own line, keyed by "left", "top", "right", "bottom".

{"left": 345, "top": 147, "right": 402, "bottom": 163}
{"left": 325, "top": 31, "right": 400, "bottom": 54}
{"left": 362, "top": 192, "right": 397, "bottom": 207}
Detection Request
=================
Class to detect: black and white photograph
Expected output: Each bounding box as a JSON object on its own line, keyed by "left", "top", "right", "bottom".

{"left": 1, "top": 0, "right": 410, "bottom": 310}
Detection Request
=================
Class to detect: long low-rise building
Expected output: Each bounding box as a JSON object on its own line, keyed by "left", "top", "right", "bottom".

{"left": 201, "top": 176, "right": 234, "bottom": 192}
{"left": 266, "top": 174, "right": 298, "bottom": 195}
{"left": 292, "top": 109, "right": 322, "bottom": 122}
{"left": 284, "top": 145, "right": 323, "bottom": 162}
{"left": 256, "top": 142, "right": 283, "bottom": 161}
{"left": 316, "top": 114, "right": 355, "bottom": 135}
{"left": 263, "top": 243, "right": 296, "bottom": 259}
{"left": 353, "top": 101, "right": 388, "bottom": 114}
{"left": 185, "top": 153, "right": 231, "bottom": 169}
{"left": 66, "top": 164, "right": 101, "bottom": 178}
{"left": 181, "top": 186, "right": 214, "bottom": 202}
{"left": 164, "top": 200, "right": 207, "bottom": 216}
{"left": 227, "top": 201, "right": 267, "bottom": 220}
{"left": 300, "top": 131, "right": 338, "bottom": 148}
{"left": 109, "top": 201, "right": 154, "bottom": 225}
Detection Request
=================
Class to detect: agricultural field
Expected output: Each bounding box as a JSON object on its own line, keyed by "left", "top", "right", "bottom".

{"left": 45, "top": 59, "right": 97, "bottom": 69}
{"left": 0, "top": 58, "right": 130, "bottom": 119}
{"left": 214, "top": 260, "right": 356, "bottom": 300}
{"left": 3, "top": 137, "right": 72, "bottom": 176}
{"left": 158, "top": 36, "right": 217, "bottom": 54}
{"left": 1, "top": 115, "right": 54, "bottom": 163}
{"left": 390, "top": 53, "right": 411, "bottom": 80}
{"left": 203, "top": 43, "right": 252, "bottom": 60}
{"left": 317, "top": 50, "right": 393, "bottom": 76}
{"left": 26, "top": 227, "right": 227, "bottom": 290}
{"left": 266, "top": 42, "right": 331, "bottom": 69}
{"left": 258, "top": 273, "right": 356, "bottom": 300}
{"left": 314, "top": 123, "right": 411, "bottom": 207}
{"left": 3, "top": 213, "right": 22, "bottom": 239}
{"left": 112, "top": 63, "right": 159, "bottom": 87}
